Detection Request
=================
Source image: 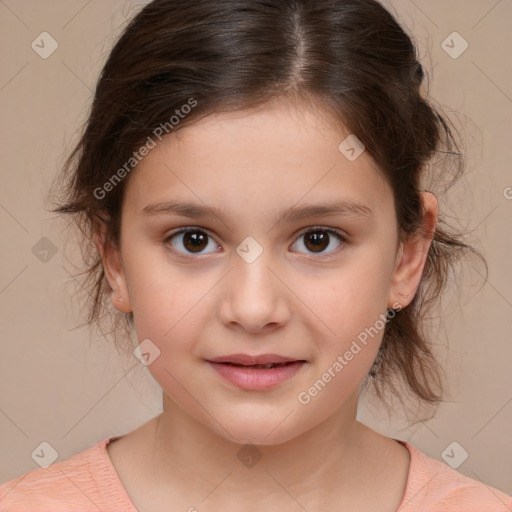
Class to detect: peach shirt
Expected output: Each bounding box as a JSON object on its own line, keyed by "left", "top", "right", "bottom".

{"left": 1, "top": 437, "right": 511, "bottom": 511}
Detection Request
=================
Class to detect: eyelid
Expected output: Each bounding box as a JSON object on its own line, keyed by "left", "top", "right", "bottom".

{"left": 294, "top": 225, "right": 347, "bottom": 240}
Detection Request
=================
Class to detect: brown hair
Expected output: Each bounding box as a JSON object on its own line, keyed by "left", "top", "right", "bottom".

{"left": 49, "top": 0, "right": 481, "bottom": 417}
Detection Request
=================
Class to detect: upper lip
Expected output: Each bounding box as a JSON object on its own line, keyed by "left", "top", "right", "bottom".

{"left": 207, "top": 354, "right": 305, "bottom": 365}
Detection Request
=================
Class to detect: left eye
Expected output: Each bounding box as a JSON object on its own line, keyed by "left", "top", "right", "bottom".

{"left": 164, "top": 227, "right": 345, "bottom": 256}
{"left": 291, "top": 228, "right": 345, "bottom": 255}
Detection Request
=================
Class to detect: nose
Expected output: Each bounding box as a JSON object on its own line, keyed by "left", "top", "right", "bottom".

{"left": 218, "top": 251, "right": 291, "bottom": 334}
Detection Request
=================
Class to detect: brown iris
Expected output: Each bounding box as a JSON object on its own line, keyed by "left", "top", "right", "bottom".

{"left": 303, "top": 230, "right": 330, "bottom": 253}
{"left": 182, "top": 231, "right": 209, "bottom": 253}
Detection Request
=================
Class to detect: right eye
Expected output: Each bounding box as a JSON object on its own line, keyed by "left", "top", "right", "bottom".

{"left": 164, "top": 228, "right": 221, "bottom": 255}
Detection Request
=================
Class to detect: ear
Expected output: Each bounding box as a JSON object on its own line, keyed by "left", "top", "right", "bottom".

{"left": 93, "top": 222, "right": 132, "bottom": 314}
{"left": 387, "top": 191, "right": 438, "bottom": 309}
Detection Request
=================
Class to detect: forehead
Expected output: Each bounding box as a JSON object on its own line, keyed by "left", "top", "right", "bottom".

{"left": 122, "top": 100, "right": 393, "bottom": 221}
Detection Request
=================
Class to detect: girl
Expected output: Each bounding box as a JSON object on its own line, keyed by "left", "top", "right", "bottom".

{"left": 1, "top": 0, "right": 511, "bottom": 510}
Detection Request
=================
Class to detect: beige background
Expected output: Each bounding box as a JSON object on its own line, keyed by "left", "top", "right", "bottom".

{"left": 1, "top": 0, "right": 511, "bottom": 497}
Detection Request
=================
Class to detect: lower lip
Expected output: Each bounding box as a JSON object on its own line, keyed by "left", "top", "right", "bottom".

{"left": 207, "top": 361, "right": 305, "bottom": 390}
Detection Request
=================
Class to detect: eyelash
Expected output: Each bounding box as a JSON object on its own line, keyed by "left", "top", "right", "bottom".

{"left": 163, "top": 226, "right": 347, "bottom": 258}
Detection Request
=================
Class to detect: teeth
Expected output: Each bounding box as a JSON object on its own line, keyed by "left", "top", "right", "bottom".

{"left": 225, "top": 362, "right": 282, "bottom": 368}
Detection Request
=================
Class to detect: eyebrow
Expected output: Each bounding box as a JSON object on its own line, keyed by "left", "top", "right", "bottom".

{"left": 141, "top": 199, "right": 373, "bottom": 225}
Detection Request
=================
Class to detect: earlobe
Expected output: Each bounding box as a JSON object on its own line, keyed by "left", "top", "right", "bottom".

{"left": 387, "top": 192, "right": 438, "bottom": 309}
{"left": 93, "top": 227, "right": 132, "bottom": 313}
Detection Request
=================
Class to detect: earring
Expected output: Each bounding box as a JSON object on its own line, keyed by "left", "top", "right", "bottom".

{"left": 117, "top": 297, "right": 125, "bottom": 302}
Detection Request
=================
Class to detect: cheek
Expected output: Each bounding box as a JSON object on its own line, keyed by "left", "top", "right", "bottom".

{"left": 319, "top": 261, "right": 391, "bottom": 332}
{"left": 123, "top": 246, "right": 210, "bottom": 361}
{"left": 131, "top": 296, "right": 205, "bottom": 415}
{"left": 123, "top": 242, "right": 189, "bottom": 328}
{"left": 310, "top": 255, "right": 393, "bottom": 369}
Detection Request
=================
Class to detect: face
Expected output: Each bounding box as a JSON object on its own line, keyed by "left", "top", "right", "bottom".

{"left": 98, "top": 98, "right": 435, "bottom": 445}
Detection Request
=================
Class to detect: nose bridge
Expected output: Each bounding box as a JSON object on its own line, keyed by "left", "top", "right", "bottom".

{"left": 219, "top": 241, "right": 289, "bottom": 332}
{"left": 233, "top": 237, "right": 275, "bottom": 301}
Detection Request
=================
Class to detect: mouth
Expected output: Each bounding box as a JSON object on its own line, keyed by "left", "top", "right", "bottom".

{"left": 207, "top": 353, "right": 306, "bottom": 366}
{"left": 206, "top": 355, "right": 307, "bottom": 390}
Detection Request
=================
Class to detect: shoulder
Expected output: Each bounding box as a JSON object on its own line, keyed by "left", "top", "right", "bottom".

{"left": 0, "top": 437, "right": 136, "bottom": 512}
{"left": 399, "top": 441, "right": 512, "bottom": 512}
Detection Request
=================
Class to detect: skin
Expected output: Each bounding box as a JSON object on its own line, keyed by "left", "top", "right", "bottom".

{"left": 95, "top": 97, "right": 438, "bottom": 511}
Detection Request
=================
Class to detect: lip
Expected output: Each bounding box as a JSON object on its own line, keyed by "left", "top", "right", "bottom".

{"left": 208, "top": 353, "right": 303, "bottom": 365}
{"left": 206, "top": 354, "right": 307, "bottom": 391}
